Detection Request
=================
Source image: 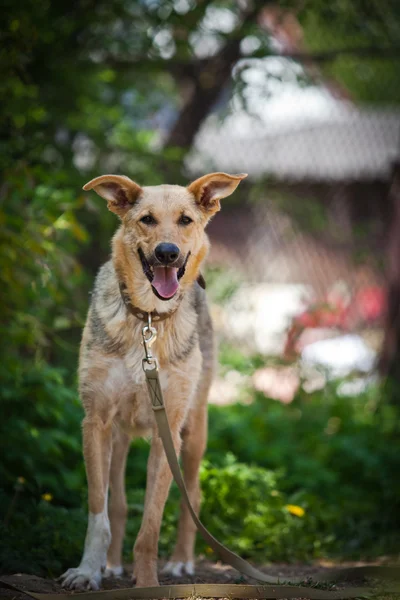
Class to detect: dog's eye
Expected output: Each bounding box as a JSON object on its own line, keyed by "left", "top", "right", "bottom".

{"left": 178, "top": 215, "right": 193, "bottom": 226}
{"left": 140, "top": 215, "right": 156, "bottom": 225}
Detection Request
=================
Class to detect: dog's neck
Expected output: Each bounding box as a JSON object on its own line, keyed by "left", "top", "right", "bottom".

{"left": 118, "top": 280, "right": 183, "bottom": 323}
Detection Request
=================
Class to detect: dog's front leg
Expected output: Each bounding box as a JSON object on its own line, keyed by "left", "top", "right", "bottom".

{"left": 61, "top": 415, "right": 112, "bottom": 591}
{"left": 133, "top": 420, "right": 182, "bottom": 587}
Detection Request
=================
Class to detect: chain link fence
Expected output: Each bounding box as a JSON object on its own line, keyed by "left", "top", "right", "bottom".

{"left": 186, "top": 54, "right": 399, "bottom": 391}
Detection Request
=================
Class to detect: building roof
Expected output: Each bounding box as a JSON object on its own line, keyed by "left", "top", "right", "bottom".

{"left": 188, "top": 107, "right": 400, "bottom": 182}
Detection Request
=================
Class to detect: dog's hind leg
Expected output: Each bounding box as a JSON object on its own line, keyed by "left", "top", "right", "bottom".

{"left": 104, "top": 429, "right": 131, "bottom": 578}
{"left": 163, "top": 384, "right": 209, "bottom": 577}
{"left": 61, "top": 414, "right": 113, "bottom": 591}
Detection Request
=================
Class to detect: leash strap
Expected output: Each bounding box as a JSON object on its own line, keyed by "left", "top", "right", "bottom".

{"left": 142, "top": 356, "right": 399, "bottom": 594}
{"left": 3, "top": 578, "right": 395, "bottom": 600}
{"left": 145, "top": 360, "right": 295, "bottom": 585}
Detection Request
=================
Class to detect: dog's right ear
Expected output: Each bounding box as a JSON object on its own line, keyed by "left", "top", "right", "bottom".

{"left": 187, "top": 172, "right": 247, "bottom": 216}
{"left": 83, "top": 175, "right": 143, "bottom": 218}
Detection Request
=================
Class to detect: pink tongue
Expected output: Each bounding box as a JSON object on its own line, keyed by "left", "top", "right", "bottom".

{"left": 152, "top": 267, "right": 179, "bottom": 299}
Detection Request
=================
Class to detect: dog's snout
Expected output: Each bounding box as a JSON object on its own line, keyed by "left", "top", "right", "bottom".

{"left": 155, "top": 243, "right": 180, "bottom": 265}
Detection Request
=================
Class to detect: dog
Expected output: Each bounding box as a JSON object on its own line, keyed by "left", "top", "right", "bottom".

{"left": 60, "top": 171, "right": 247, "bottom": 590}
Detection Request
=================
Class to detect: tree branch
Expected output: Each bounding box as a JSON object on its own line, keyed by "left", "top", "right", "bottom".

{"left": 164, "top": 4, "right": 261, "bottom": 150}
{"left": 274, "top": 45, "right": 400, "bottom": 63}
{"left": 98, "top": 44, "right": 400, "bottom": 75}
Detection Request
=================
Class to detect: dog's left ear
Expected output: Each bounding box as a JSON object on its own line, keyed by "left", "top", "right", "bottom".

{"left": 83, "top": 174, "right": 143, "bottom": 218}
{"left": 187, "top": 172, "right": 247, "bottom": 215}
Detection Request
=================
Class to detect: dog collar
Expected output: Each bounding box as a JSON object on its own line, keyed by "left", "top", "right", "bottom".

{"left": 119, "top": 272, "right": 206, "bottom": 324}
{"left": 119, "top": 282, "right": 180, "bottom": 323}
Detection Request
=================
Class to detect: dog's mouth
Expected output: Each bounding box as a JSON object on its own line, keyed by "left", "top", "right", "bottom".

{"left": 138, "top": 248, "right": 190, "bottom": 301}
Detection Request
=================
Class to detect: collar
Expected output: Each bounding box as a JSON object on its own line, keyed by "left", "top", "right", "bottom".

{"left": 118, "top": 274, "right": 206, "bottom": 324}
{"left": 119, "top": 282, "right": 179, "bottom": 323}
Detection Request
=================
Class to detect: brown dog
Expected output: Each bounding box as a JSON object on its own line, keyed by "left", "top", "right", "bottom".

{"left": 60, "top": 172, "right": 247, "bottom": 590}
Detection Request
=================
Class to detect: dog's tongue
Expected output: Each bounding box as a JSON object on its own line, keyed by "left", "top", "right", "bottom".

{"left": 152, "top": 267, "right": 179, "bottom": 299}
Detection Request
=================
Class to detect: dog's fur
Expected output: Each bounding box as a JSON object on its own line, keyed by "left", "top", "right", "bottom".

{"left": 60, "top": 172, "right": 247, "bottom": 590}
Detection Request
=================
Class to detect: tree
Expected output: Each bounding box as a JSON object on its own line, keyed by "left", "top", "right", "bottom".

{"left": 298, "top": 0, "right": 400, "bottom": 104}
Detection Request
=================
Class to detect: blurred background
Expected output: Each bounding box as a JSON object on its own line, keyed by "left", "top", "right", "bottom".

{"left": 1, "top": 0, "right": 400, "bottom": 577}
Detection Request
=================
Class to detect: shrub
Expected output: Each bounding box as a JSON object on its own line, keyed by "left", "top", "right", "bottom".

{"left": 0, "top": 359, "right": 85, "bottom": 504}
{"left": 122, "top": 455, "right": 328, "bottom": 565}
{"left": 207, "top": 378, "right": 400, "bottom": 557}
{"left": 0, "top": 490, "right": 86, "bottom": 576}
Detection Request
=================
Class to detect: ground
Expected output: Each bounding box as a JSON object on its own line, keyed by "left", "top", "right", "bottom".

{"left": 0, "top": 560, "right": 392, "bottom": 599}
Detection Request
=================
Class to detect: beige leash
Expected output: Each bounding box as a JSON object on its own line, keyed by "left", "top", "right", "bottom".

{"left": 140, "top": 317, "right": 398, "bottom": 594}
{"left": 3, "top": 578, "right": 396, "bottom": 600}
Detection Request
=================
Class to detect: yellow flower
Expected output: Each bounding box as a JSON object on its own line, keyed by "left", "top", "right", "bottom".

{"left": 42, "top": 493, "right": 53, "bottom": 502}
{"left": 285, "top": 504, "right": 305, "bottom": 518}
{"left": 17, "top": 477, "right": 26, "bottom": 484}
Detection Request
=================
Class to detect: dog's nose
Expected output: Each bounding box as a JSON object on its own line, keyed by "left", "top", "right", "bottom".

{"left": 155, "top": 243, "right": 180, "bottom": 265}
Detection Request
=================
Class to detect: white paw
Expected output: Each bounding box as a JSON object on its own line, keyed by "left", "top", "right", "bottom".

{"left": 103, "top": 564, "right": 124, "bottom": 578}
{"left": 162, "top": 560, "right": 195, "bottom": 577}
{"left": 60, "top": 566, "right": 102, "bottom": 591}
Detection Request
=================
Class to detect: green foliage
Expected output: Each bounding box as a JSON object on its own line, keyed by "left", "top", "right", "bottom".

{"left": 198, "top": 456, "right": 329, "bottom": 561}
{"left": 207, "top": 380, "right": 400, "bottom": 557}
{"left": 0, "top": 360, "right": 85, "bottom": 503}
{"left": 218, "top": 342, "right": 266, "bottom": 375}
{"left": 2, "top": 373, "right": 400, "bottom": 575}
{"left": 0, "top": 491, "right": 86, "bottom": 576}
{"left": 204, "top": 265, "right": 243, "bottom": 305}
{"left": 299, "top": 1, "right": 400, "bottom": 104}
{"left": 0, "top": 456, "right": 326, "bottom": 576}
{"left": 0, "top": 174, "right": 89, "bottom": 363}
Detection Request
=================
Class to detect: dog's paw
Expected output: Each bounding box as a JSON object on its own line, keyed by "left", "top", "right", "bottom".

{"left": 60, "top": 566, "right": 102, "bottom": 591}
{"left": 162, "top": 560, "right": 194, "bottom": 577}
{"left": 103, "top": 564, "right": 124, "bottom": 578}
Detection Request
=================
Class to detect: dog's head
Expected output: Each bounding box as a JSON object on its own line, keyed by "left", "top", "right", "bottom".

{"left": 83, "top": 172, "right": 247, "bottom": 302}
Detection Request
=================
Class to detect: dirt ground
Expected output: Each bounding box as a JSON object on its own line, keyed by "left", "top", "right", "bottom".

{"left": 0, "top": 559, "right": 384, "bottom": 599}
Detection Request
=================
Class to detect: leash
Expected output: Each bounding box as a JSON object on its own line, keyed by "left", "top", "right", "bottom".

{"left": 142, "top": 317, "right": 295, "bottom": 584}
{"left": 1, "top": 315, "right": 397, "bottom": 599}
{"left": 3, "top": 578, "right": 397, "bottom": 600}
{"left": 140, "top": 315, "right": 399, "bottom": 595}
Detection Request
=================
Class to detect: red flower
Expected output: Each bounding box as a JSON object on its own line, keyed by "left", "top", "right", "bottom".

{"left": 354, "top": 286, "right": 386, "bottom": 323}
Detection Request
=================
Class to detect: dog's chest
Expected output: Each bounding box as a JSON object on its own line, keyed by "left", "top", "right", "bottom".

{"left": 124, "top": 341, "right": 148, "bottom": 383}
{"left": 109, "top": 335, "right": 178, "bottom": 435}
{"left": 87, "top": 301, "right": 199, "bottom": 435}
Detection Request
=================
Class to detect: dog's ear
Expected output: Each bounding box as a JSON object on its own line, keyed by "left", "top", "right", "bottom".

{"left": 187, "top": 172, "right": 247, "bottom": 215}
{"left": 83, "top": 175, "right": 142, "bottom": 218}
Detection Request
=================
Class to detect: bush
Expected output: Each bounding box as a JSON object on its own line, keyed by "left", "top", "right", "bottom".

{"left": 123, "top": 456, "right": 326, "bottom": 563}
{"left": 1, "top": 455, "right": 323, "bottom": 576}
{"left": 207, "top": 379, "right": 400, "bottom": 557}
{"left": 0, "top": 490, "right": 86, "bottom": 576}
{"left": 198, "top": 455, "right": 332, "bottom": 561}
{"left": 0, "top": 359, "right": 85, "bottom": 504}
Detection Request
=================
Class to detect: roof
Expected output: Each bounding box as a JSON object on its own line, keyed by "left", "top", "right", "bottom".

{"left": 188, "top": 107, "right": 400, "bottom": 182}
